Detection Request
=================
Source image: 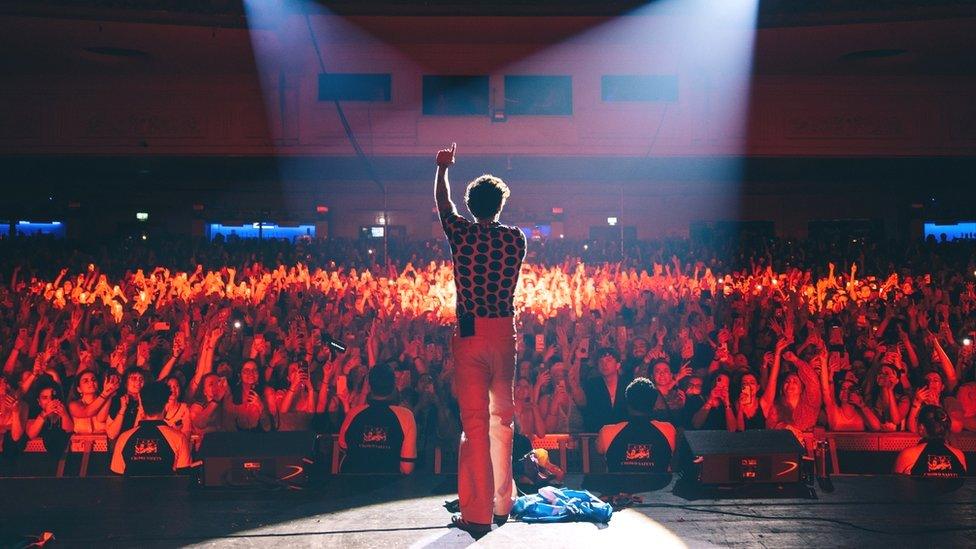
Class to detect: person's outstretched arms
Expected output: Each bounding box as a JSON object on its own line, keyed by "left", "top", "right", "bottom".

{"left": 434, "top": 143, "right": 457, "bottom": 215}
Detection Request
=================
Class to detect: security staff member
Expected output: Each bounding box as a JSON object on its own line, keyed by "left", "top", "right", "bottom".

{"left": 894, "top": 405, "right": 967, "bottom": 478}
{"left": 111, "top": 381, "right": 191, "bottom": 476}
{"left": 597, "top": 377, "right": 677, "bottom": 473}
{"left": 339, "top": 363, "right": 417, "bottom": 474}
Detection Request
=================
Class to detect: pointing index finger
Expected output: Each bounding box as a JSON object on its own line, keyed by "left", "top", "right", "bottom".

{"left": 450, "top": 142, "right": 457, "bottom": 154}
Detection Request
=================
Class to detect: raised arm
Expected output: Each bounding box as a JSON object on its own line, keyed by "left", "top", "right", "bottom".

{"left": 434, "top": 143, "right": 457, "bottom": 214}
{"left": 156, "top": 332, "right": 185, "bottom": 381}
{"left": 762, "top": 338, "right": 790, "bottom": 412}
{"left": 106, "top": 396, "right": 131, "bottom": 440}
{"left": 190, "top": 328, "right": 220, "bottom": 398}
{"left": 794, "top": 353, "right": 823, "bottom": 414}
{"left": 4, "top": 328, "right": 29, "bottom": 375}
{"left": 930, "top": 335, "right": 958, "bottom": 392}
{"left": 897, "top": 325, "right": 919, "bottom": 370}
{"left": 819, "top": 347, "right": 838, "bottom": 424}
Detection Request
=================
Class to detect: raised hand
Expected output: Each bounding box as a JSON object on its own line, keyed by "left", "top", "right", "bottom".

{"left": 707, "top": 386, "right": 723, "bottom": 407}
{"left": 535, "top": 370, "right": 551, "bottom": 390}
{"left": 543, "top": 345, "right": 558, "bottom": 362}
{"left": 775, "top": 337, "right": 792, "bottom": 354}
{"left": 33, "top": 352, "right": 48, "bottom": 375}
{"left": 108, "top": 343, "right": 127, "bottom": 372}
{"left": 1, "top": 394, "right": 16, "bottom": 413}
{"left": 914, "top": 386, "right": 932, "bottom": 405}
{"left": 172, "top": 331, "right": 187, "bottom": 358}
{"left": 47, "top": 400, "right": 65, "bottom": 418}
{"left": 102, "top": 375, "right": 121, "bottom": 397}
{"left": 290, "top": 371, "right": 304, "bottom": 391}
{"left": 717, "top": 386, "right": 731, "bottom": 406}
{"left": 13, "top": 328, "right": 29, "bottom": 351}
{"left": 246, "top": 390, "right": 262, "bottom": 410}
{"left": 675, "top": 362, "right": 692, "bottom": 381}
{"left": 436, "top": 142, "right": 457, "bottom": 167}
{"left": 136, "top": 341, "right": 151, "bottom": 364}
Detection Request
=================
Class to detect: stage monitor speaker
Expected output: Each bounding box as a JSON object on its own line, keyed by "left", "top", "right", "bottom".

{"left": 681, "top": 430, "right": 804, "bottom": 485}
{"left": 198, "top": 431, "right": 315, "bottom": 487}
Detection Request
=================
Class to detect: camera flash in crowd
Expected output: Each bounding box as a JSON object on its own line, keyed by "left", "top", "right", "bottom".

{"left": 233, "top": 320, "right": 242, "bottom": 330}
{"left": 964, "top": 338, "right": 973, "bottom": 347}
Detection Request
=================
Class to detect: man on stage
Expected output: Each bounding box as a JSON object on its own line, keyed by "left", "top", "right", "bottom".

{"left": 435, "top": 143, "right": 526, "bottom": 539}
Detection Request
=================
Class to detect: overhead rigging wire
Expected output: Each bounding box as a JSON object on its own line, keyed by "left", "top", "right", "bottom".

{"left": 302, "top": 5, "right": 389, "bottom": 264}
{"left": 302, "top": 7, "right": 385, "bottom": 196}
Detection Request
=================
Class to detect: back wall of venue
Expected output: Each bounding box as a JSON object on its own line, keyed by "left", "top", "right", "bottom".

{"left": 1, "top": 10, "right": 974, "bottom": 240}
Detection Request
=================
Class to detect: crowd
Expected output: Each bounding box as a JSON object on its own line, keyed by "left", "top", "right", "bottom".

{"left": 1, "top": 232, "right": 976, "bottom": 474}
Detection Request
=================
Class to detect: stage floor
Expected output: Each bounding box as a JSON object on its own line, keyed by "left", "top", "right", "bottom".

{"left": 2, "top": 473, "right": 975, "bottom": 548}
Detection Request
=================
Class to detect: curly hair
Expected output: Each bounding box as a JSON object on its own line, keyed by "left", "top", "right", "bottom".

{"left": 625, "top": 377, "right": 656, "bottom": 413}
{"left": 918, "top": 404, "right": 950, "bottom": 439}
{"left": 464, "top": 174, "right": 510, "bottom": 220}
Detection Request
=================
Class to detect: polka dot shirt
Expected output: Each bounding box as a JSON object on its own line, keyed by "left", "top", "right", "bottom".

{"left": 440, "top": 206, "right": 526, "bottom": 318}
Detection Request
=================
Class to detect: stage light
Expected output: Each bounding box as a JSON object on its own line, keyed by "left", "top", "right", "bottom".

{"left": 136, "top": 212, "right": 149, "bottom": 221}
{"left": 560, "top": 234, "right": 565, "bottom": 239}
{"left": 368, "top": 249, "right": 374, "bottom": 255}
{"left": 376, "top": 215, "right": 386, "bottom": 225}
{"left": 583, "top": 244, "right": 589, "bottom": 250}
{"left": 316, "top": 205, "right": 329, "bottom": 214}
{"left": 607, "top": 217, "right": 618, "bottom": 226}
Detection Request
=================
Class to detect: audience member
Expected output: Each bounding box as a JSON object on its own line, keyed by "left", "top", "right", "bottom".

{"left": 581, "top": 348, "right": 629, "bottom": 432}
{"left": 596, "top": 377, "right": 676, "bottom": 473}
{"left": 894, "top": 405, "right": 967, "bottom": 477}
{"left": 338, "top": 362, "right": 417, "bottom": 474}
{"left": 110, "top": 382, "right": 191, "bottom": 475}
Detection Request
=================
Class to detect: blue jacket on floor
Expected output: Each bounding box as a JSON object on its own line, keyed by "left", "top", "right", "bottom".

{"left": 511, "top": 486, "right": 613, "bottom": 523}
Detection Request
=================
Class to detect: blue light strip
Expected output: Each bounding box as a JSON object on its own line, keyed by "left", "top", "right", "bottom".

{"left": 208, "top": 223, "right": 316, "bottom": 241}
{"left": 924, "top": 222, "right": 976, "bottom": 242}
{"left": 5, "top": 221, "right": 66, "bottom": 237}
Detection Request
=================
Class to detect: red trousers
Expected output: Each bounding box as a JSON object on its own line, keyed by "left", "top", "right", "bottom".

{"left": 451, "top": 316, "right": 517, "bottom": 524}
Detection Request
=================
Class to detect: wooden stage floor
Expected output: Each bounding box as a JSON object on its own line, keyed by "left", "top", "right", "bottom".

{"left": 2, "top": 473, "right": 975, "bottom": 548}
